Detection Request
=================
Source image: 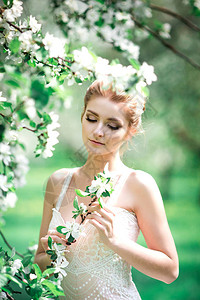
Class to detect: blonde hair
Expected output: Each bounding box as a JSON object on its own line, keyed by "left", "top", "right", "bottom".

{"left": 81, "top": 80, "right": 146, "bottom": 155}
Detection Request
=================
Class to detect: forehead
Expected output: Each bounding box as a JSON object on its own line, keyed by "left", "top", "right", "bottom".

{"left": 86, "top": 96, "right": 128, "bottom": 124}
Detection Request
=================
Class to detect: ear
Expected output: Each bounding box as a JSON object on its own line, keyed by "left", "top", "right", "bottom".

{"left": 124, "top": 127, "right": 137, "bottom": 141}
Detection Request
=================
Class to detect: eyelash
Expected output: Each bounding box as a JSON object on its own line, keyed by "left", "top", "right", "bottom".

{"left": 85, "top": 116, "right": 120, "bottom": 131}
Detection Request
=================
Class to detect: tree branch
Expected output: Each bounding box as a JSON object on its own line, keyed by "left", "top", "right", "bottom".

{"left": 132, "top": 16, "right": 200, "bottom": 70}
{"left": 0, "top": 230, "right": 24, "bottom": 258}
{"left": 150, "top": 4, "right": 200, "bottom": 33}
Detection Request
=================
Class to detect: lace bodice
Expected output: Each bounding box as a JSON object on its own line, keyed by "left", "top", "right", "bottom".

{"left": 48, "top": 167, "right": 141, "bottom": 299}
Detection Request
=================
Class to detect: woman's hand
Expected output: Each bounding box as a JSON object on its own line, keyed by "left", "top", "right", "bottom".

{"left": 86, "top": 200, "right": 118, "bottom": 247}
{"left": 40, "top": 229, "right": 67, "bottom": 252}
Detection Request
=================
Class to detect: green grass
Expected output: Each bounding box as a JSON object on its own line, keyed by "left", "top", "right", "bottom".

{"left": 1, "top": 146, "right": 200, "bottom": 299}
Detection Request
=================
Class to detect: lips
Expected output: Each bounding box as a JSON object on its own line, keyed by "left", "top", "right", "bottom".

{"left": 89, "top": 139, "right": 105, "bottom": 145}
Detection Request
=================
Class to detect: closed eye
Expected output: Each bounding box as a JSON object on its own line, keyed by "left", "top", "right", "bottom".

{"left": 85, "top": 117, "right": 120, "bottom": 131}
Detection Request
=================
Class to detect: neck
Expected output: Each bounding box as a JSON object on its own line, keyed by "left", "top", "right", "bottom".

{"left": 80, "top": 151, "right": 126, "bottom": 179}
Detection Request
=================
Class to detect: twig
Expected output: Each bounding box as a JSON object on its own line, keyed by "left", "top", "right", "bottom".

{"left": 80, "top": 196, "right": 97, "bottom": 225}
{"left": 0, "top": 230, "right": 24, "bottom": 258}
{"left": 6, "top": 20, "right": 23, "bottom": 33}
{"left": 132, "top": 16, "right": 200, "bottom": 70}
{"left": 4, "top": 291, "right": 15, "bottom": 300}
{"left": 150, "top": 4, "right": 200, "bottom": 33}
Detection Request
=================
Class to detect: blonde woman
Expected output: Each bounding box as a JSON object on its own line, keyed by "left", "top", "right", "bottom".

{"left": 34, "top": 80, "right": 179, "bottom": 299}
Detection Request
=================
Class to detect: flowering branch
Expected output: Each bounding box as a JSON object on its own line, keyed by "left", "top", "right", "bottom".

{"left": 132, "top": 16, "right": 200, "bottom": 71}
{"left": 150, "top": 4, "right": 200, "bottom": 33}
{"left": 0, "top": 230, "right": 24, "bottom": 258}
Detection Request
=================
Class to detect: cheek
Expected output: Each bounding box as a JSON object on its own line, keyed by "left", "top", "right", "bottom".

{"left": 107, "top": 130, "right": 126, "bottom": 145}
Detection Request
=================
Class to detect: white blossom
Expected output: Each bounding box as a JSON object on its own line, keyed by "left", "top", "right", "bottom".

{"left": 12, "top": 153, "right": 29, "bottom": 187}
{"left": 61, "top": 221, "right": 82, "bottom": 239}
{"left": 138, "top": 62, "right": 157, "bottom": 85}
{"left": 0, "top": 175, "right": 12, "bottom": 192}
{"left": 3, "top": 0, "right": 23, "bottom": 22}
{"left": 19, "top": 31, "right": 34, "bottom": 52}
{"left": 23, "top": 97, "right": 37, "bottom": 119}
{"left": 29, "top": 15, "right": 41, "bottom": 33}
{"left": 89, "top": 177, "right": 112, "bottom": 199}
{"left": 64, "top": 0, "right": 88, "bottom": 14}
{"left": 0, "top": 291, "right": 7, "bottom": 300}
{"left": 160, "top": 23, "right": 171, "bottom": 39}
{"left": 52, "top": 253, "right": 69, "bottom": 280}
{"left": 42, "top": 112, "right": 60, "bottom": 158}
{"left": 5, "top": 192, "right": 17, "bottom": 209}
{"left": 72, "top": 47, "right": 95, "bottom": 71}
{"left": 28, "top": 244, "right": 38, "bottom": 252}
{"left": 43, "top": 32, "right": 66, "bottom": 58}
{"left": 194, "top": 0, "right": 200, "bottom": 9}
{"left": 0, "top": 142, "right": 12, "bottom": 166}
{"left": 0, "top": 92, "right": 6, "bottom": 102}
{"left": 11, "top": 259, "right": 22, "bottom": 276}
{"left": 29, "top": 273, "right": 37, "bottom": 280}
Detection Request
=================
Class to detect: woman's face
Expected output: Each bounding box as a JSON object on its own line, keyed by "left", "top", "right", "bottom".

{"left": 82, "top": 96, "right": 131, "bottom": 155}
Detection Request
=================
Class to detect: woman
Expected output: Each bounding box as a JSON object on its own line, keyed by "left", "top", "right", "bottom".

{"left": 34, "top": 80, "right": 179, "bottom": 299}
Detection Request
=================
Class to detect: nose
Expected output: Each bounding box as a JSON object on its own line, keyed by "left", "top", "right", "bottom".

{"left": 93, "top": 122, "right": 105, "bottom": 138}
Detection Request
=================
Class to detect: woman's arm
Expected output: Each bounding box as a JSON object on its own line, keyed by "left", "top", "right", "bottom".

{"left": 33, "top": 169, "right": 69, "bottom": 272}
{"left": 87, "top": 170, "right": 179, "bottom": 284}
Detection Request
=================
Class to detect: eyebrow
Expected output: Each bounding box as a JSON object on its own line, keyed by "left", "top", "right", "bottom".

{"left": 86, "top": 109, "right": 123, "bottom": 125}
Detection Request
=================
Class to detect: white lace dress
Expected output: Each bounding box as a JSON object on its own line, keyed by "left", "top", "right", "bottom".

{"left": 48, "top": 168, "right": 141, "bottom": 299}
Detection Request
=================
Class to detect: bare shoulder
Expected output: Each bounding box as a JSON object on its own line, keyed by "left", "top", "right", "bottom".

{"left": 126, "top": 168, "right": 162, "bottom": 211}
{"left": 44, "top": 168, "right": 72, "bottom": 206}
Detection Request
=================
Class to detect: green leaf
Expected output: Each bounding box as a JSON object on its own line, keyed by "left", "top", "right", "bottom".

{"left": 50, "top": 253, "right": 57, "bottom": 260}
{"left": 72, "top": 213, "right": 79, "bottom": 219}
{"left": 102, "top": 190, "right": 110, "bottom": 197}
{"left": 0, "top": 274, "right": 8, "bottom": 288}
{"left": 33, "top": 263, "right": 42, "bottom": 280}
{"left": 73, "top": 196, "right": 79, "bottom": 210}
{"left": 74, "top": 76, "right": 83, "bottom": 84}
{"left": 98, "top": 198, "right": 103, "bottom": 208}
{"left": 129, "top": 58, "right": 140, "bottom": 71}
{"left": 67, "top": 235, "right": 75, "bottom": 243}
{"left": 94, "top": 16, "right": 104, "bottom": 27}
{"left": 42, "top": 267, "right": 56, "bottom": 277}
{"left": 36, "top": 110, "right": 42, "bottom": 118}
{"left": 48, "top": 58, "right": 59, "bottom": 66}
{"left": 56, "top": 225, "right": 66, "bottom": 234}
{"left": 41, "top": 279, "right": 65, "bottom": 296}
{"left": 31, "top": 80, "right": 49, "bottom": 109}
{"left": 58, "top": 71, "right": 69, "bottom": 82}
{"left": 27, "top": 59, "right": 36, "bottom": 67}
{"left": 29, "top": 120, "right": 36, "bottom": 128}
{"left": 9, "top": 38, "right": 21, "bottom": 54}
{"left": 0, "top": 101, "right": 12, "bottom": 108}
{"left": 46, "top": 250, "right": 54, "bottom": 255}
{"left": 43, "top": 112, "right": 52, "bottom": 124}
{"left": 94, "top": 0, "right": 105, "bottom": 3}
{"left": 110, "top": 59, "right": 120, "bottom": 65}
{"left": 25, "top": 284, "right": 43, "bottom": 298}
{"left": 22, "top": 255, "right": 32, "bottom": 267}
{"left": 141, "top": 86, "right": 150, "bottom": 98}
{"left": 5, "top": 274, "right": 22, "bottom": 288}
{"left": 3, "top": 0, "right": 13, "bottom": 9}
{"left": 5, "top": 80, "right": 20, "bottom": 88}
{"left": 48, "top": 236, "right": 52, "bottom": 249}
{"left": 75, "top": 189, "right": 90, "bottom": 197}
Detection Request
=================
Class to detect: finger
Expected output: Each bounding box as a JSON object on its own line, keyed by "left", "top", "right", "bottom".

{"left": 87, "top": 208, "right": 114, "bottom": 223}
{"left": 48, "top": 229, "right": 66, "bottom": 240}
{"left": 88, "top": 203, "right": 116, "bottom": 216}
{"left": 88, "top": 218, "right": 106, "bottom": 234}
{"left": 87, "top": 212, "right": 112, "bottom": 231}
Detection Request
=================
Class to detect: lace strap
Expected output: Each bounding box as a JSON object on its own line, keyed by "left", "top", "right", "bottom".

{"left": 55, "top": 168, "right": 77, "bottom": 211}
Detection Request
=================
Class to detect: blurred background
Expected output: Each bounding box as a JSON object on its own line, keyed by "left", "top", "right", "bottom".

{"left": 2, "top": 0, "right": 200, "bottom": 299}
